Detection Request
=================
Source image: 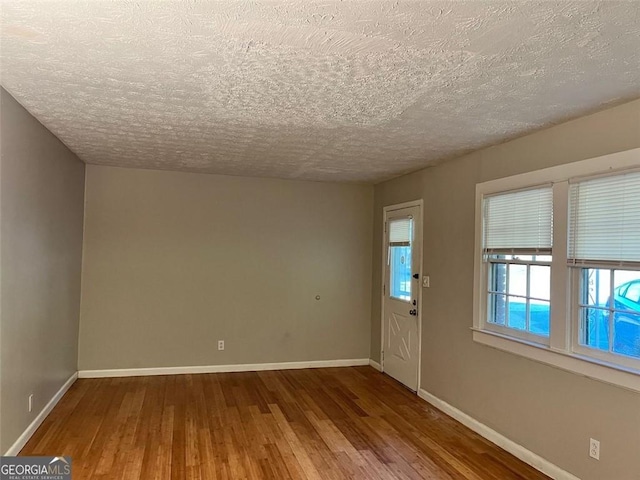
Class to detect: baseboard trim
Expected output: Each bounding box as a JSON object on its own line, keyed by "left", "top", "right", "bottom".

{"left": 4, "top": 372, "right": 78, "bottom": 456}
{"left": 369, "top": 359, "right": 382, "bottom": 371}
{"left": 78, "top": 358, "right": 370, "bottom": 378}
{"left": 417, "top": 388, "right": 580, "bottom": 480}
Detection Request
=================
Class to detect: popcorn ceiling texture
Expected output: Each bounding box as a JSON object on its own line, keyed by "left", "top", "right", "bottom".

{"left": 1, "top": 1, "right": 639, "bottom": 183}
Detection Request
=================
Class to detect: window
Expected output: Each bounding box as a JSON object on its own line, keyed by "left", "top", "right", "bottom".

{"left": 482, "top": 187, "right": 553, "bottom": 341}
{"left": 473, "top": 148, "right": 640, "bottom": 392}
{"left": 569, "top": 171, "right": 640, "bottom": 366}
{"left": 389, "top": 217, "right": 413, "bottom": 301}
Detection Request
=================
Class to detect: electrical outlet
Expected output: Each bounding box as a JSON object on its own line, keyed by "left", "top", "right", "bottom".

{"left": 28, "top": 394, "right": 33, "bottom": 413}
{"left": 589, "top": 438, "right": 600, "bottom": 460}
{"left": 218, "top": 340, "right": 225, "bottom": 351}
{"left": 422, "top": 276, "right": 430, "bottom": 288}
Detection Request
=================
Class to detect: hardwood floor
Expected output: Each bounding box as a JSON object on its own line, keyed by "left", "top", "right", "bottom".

{"left": 21, "top": 367, "right": 549, "bottom": 479}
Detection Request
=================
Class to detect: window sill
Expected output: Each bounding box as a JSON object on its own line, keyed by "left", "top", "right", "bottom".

{"left": 471, "top": 328, "right": 640, "bottom": 393}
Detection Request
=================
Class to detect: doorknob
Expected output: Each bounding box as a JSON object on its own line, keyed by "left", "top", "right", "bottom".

{"left": 409, "top": 309, "right": 417, "bottom": 316}
{"left": 413, "top": 273, "right": 419, "bottom": 279}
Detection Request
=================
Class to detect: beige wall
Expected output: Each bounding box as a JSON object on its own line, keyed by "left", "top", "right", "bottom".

{"left": 0, "top": 88, "right": 85, "bottom": 453}
{"left": 371, "top": 99, "right": 640, "bottom": 480}
{"left": 79, "top": 165, "right": 373, "bottom": 370}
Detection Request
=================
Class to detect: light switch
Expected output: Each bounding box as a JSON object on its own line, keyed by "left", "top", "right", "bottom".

{"left": 422, "top": 276, "right": 430, "bottom": 288}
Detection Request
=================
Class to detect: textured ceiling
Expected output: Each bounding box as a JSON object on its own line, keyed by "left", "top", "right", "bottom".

{"left": 1, "top": 1, "right": 639, "bottom": 183}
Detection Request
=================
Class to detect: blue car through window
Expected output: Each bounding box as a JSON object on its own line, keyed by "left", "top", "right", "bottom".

{"left": 581, "top": 273, "right": 640, "bottom": 359}
{"left": 608, "top": 279, "right": 640, "bottom": 356}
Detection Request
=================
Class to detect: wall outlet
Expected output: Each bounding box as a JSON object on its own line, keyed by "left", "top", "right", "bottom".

{"left": 422, "top": 276, "right": 430, "bottom": 288}
{"left": 28, "top": 394, "right": 34, "bottom": 413}
{"left": 589, "top": 438, "right": 600, "bottom": 460}
{"left": 218, "top": 340, "right": 225, "bottom": 351}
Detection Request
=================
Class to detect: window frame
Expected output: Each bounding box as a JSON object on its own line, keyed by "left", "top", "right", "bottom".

{"left": 472, "top": 147, "right": 640, "bottom": 393}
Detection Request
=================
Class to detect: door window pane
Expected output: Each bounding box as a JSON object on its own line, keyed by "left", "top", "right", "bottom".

{"left": 390, "top": 245, "right": 412, "bottom": 301}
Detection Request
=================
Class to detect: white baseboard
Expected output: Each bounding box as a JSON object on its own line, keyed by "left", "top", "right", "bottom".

{"left": 417, "top": 389, "right": 580, "bottom": 480}
{"left": 369, "top": 359, "right": 382, "bottom": 371}
{"left": 78, "top": 358, "right": 370, "bottom": 378}
{"left": 4, "top": 372, "right": 78, "bottom": 456}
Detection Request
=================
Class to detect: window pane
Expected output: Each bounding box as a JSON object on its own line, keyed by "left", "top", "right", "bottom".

{"left": 579, "top": 269, "right": 640, "bottom": 358}
{"left": 581, "top": 268, "right": 610, "bottom": 307}
{"left": 488, "top": 293, "right": 507, "bottom": 325}
{"left": 499, "top": 254, "right": 551, "bottom": 263}
{"left": 530, "top": 265, "right": 550, "bottom": 300}
{"left": 579, "top": 306, "right": 610, "bottom": 351}
{"left": 490, "top": 263, "right": 507, "bottom": 294}
{"left": 613, "top": 270, "right": 640, "bottom": 312}
{"left": 613, "top": 312, "right": 640, "bottom": 358}
{"left": 612, "top": 271, "right": 640, "bottom": 358}
{"left": 530, "top": 301, "right": 550, "bottom": 336}
{"left": 508, "top": 264, "right": 527, "bottom": 297}
{"left": 390, "top": 246, "right": 411, "bottom": 301}
{"left": 487, "top": 259, "right": 550, "bottom": 337}
{"left": 511, "top": 254, "right": 533, "bottom": 261}
{"left": 507, "top": 296, "right": 526, "bottom": 330}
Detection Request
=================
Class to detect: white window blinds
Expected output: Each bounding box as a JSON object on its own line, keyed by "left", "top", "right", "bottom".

{"left": 483, "top": 186, "right": 553, "bottom": 253}
{"left": 568, "top": 170, "right": 640, "bottom": 264}
{"left": 389, "top": 217, "right": 412, "bottom": 246}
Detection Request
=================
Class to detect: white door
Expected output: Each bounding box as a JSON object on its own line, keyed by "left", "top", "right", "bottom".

{"left": 383, "top": 204, "right": 422, "bottom": 391}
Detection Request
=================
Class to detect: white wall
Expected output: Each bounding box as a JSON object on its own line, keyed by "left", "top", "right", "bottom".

{"left": 0, "top": 88, "right": 85, "bottom": 453}
{"left": 371, "top": 98, "right": 640, "bottom": 480}
{"left": 78, "top": 165, "right": 373, "bottom": 370}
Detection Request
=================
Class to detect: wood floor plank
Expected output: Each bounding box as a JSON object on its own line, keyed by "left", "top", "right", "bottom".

{"left": 19, "top": 367, "right": 550, "bottom": 480}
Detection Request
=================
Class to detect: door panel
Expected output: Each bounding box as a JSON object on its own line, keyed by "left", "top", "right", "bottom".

{"left": 383, "top": 204, "right": 421, "bottom": 391}
{"left": 388, "top": 312, "right": 413, "bottom": 361}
